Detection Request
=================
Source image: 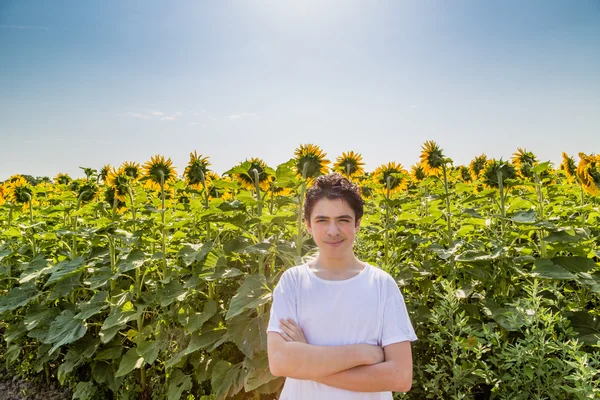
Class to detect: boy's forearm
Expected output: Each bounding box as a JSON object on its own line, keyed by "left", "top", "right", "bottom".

{"left": 270, "top": 341, "right": 375, "bottom": 380}
{"left": 316, "top": 360, "right": 412, "bottom": 393}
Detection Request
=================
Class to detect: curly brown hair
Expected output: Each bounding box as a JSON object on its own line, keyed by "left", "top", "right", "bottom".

{"left": 304, "top": 173, "right": 364, "bottom": 224}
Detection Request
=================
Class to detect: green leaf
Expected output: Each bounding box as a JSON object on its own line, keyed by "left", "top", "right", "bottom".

{"left": 168, "top": 369, "right": 193, "bottom": 400}
{"left": 243, "top": 352, "right": 278, "bottom": 391}
{"left": 86, "top": 266, "right": 113, "bottom": 290}
{"left": 0, "top": 283, "right": 39, "bottom": 313}
{"left": 57, "top": 336, "right": 100, "bottom": 384}
{"left": 455, "top": 248, "right": 503, "bottom": 263}
{"left": 181, "top": 300, "right": 217, "bottom": 334}
{"left": 75, "top": 291, "right": 109, "bottom": 320}
{"left": 530, "top": 258, "right": 575, "bottom": 280}
{"left": 45, "top": 256, "right": 85, "bottom": 285}
{"left": 19, "top": 255, "right": 51, "bottom": 283}
{"left": 543, "top": 231, "right": 582, "bottom": 243}
{"left": 227, "top": 313, "right": 268, "bottom": 358}
{"left": 5, "top": 344, "right": 21, "bottom": 364}
{"left": 95, "top": 344, "right": 123, "bottom": 360}
{"left": 226, "top": 274, "right": 272, "bottom": 320}
{"left": 211, "top": 361, "right": 245, "bottom": 400}
{"left": 117, "top": 249, "right": 146, "bottom": 273}
{"left": 24, "top": 305, "right": 58, "bottom": 331}
{"left": 44, "top": 310, "right": 87, "bottom": 354}
{"left": 158, "top": 280, "right": 188, "bottom": 307}
{"left": 179, "top": 242, "right": 213, "bottom": 266}
{"left": 462, "top": 208, "right": 484, "bottom": 219}
{"left": 115, "top": 347, "right": 144, "bottom": 377}
{"left": 551, "top": 256, "right": 597, "bottom": 274}
{"left": 185, "top": 329, "right": 228, "bottom": 355}
{"left": 137, "top": 339, "right": 160, "bottom": 365}
{"left": 92, "top": 362, "right": 124, "bottom": 393}
{"left": 48, "top": 273, "right": 81, "bottom": 301}
{"left": 511, "top": 210, "right": 536, "bottom": 223}
{"left": 72, "top": 381, "right": 98, "bottom": 400}
{"left": 568, "top": 311, "right": 600, "bottom": 345}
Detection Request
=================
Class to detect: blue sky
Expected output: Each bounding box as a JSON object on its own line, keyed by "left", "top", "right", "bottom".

{"left": 1, "top": 0, "right": 599, "bottom": 180}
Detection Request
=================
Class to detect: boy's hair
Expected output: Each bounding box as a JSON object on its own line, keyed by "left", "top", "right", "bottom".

{"left": 304, "top": 173, "right": 364, "bottom": 224}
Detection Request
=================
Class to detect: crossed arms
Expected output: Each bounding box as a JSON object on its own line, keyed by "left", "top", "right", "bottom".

{"left": 267, "top": 319, "right": 413, "bottom": 393}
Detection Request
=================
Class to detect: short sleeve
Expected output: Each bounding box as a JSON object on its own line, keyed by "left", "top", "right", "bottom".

{"left": 267, "top": 269, "right": 298, "bottom": 334}
{"left": 381, "top": 278, "right": 418, "bottom": 347}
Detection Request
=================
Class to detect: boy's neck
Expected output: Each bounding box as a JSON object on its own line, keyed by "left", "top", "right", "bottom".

{"left": 309, "top": 254, "right": 365, "bottom": 279}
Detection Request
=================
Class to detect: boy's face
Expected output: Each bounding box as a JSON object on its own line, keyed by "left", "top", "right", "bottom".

{"left": 305, "top": 197, "right": 360, "bottom": 260}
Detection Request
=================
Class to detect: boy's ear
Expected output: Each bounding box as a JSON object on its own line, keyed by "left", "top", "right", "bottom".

{"left": 355, "top": 218, "right": 361, "bottom": 231}
{"left": 305, "top": 218, "right": 312, "bottom": 234}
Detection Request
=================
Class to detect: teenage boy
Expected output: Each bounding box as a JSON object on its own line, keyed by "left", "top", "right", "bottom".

{"left": 267, "top": 173, "right": 417, "bottom": 399}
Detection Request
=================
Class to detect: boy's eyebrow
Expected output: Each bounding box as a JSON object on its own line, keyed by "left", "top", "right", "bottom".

{"left": 313, "top": 214, "right": 354, "bottom": 219}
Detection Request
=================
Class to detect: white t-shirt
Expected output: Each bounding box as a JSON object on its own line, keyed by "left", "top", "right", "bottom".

{"left": 267, "top": 263, "right": 418, "bottom": 400}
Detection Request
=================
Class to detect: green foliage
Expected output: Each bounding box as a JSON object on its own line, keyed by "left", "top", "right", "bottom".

{"left": 2, "top": 157, "right": 600, "bottom": 400}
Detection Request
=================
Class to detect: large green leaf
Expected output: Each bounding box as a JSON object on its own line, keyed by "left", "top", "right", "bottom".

{"left": 211, "top": 361, "right": 245, "bottom": 400}
{"left": 511, "top": 210, "right": 537, "bottom": 223}
{"left": 115, "top": 347, "right": 144, "bottom": 377}
{"left": 226, "top": 274, "right": 272, "bottom": 320}
{"left": 227, "top": 312, "right": 268, "bottom": 358}
{"left": 158, "top": 279, "right": 188, "bottom": 307}
{"left": 243, "top": 352, "right": 278, "bottom": 392}
{"left": 24, "top": 305, "right": 58, "bottom": 331}
{"left": 136, "top": 339, "right": 160, "bottom": 365}
{"left": 45, "top": 256, "right": 85, "bottom": 285}
{"left": 168, "top": 369, "right": 193, "bottom": 400}
{"left": 0, "top": 283, "right": 39, "bottom": 313}
{"left": 179, "top": 242, "right": 213, "bottom": 266}
{"left": 18, "top": 255, "right": 51, "bottom": 283}
{"left": 43, "top": 310, "right": 87, "bottom": 354}
{"left": 92, "top": 361, "right": 124, "bottom": 393}
{"left": 180, "top": 300, "right": 217, "bottom": 334}
{"left": 530, "top": 259, "right": 575, "bottom": 280}
{"left": 551, "top": 256, "right": 597, "bottom": 274}
{"left": 568, "top": 312, "right": 600, "bottom": 345}
{"left": 72, "top": 381, "right": 98, "bottom": 400}
{"left": 75, "top": 291, "right": 109, "bottom": 320}
{"left": 117, "top": 249, "right": 146, "bottom": 273}
{"left": 543, "top": 231, "right": 582, "bottom": 243}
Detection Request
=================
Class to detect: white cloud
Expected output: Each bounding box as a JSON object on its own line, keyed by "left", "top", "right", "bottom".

{"left": 174, "top": 112, "right": 183, "bottom": 116}
{"left": 409, "top": 105, "right": 418, "bottom": 109}
{"left": 151, "top": 111, "right": 164, "bottom": 116}
{"left": 188, "top": 122, "right": 198, "bottom": 126}
{"left": 118, "top": 112, "right": 152, "bottom": 120}
{"left": 228, "top": 112, "right": 259, "bottom": 120}
{"left": 160, "top": 116, "right": 175, "bottom": 121}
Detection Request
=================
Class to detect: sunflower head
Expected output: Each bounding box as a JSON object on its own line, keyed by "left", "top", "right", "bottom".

{"left": 469, "top": 154, "right": 488, "bottom": 181}
{"left": 420, "top": 140, "right": 447, "bottom": 177}
{"left": 511, "top": 148, "right": 539, "bottom": 179}
{"left": 457, "top": 166, "right": 472, "bottom": 183}
{"left": 333, "top": 151, "right": 365, "bottom": 180}
{"left": 99, "top": 164, "right": 112, "bottom": 183}
{"left": 577, "top": 153, "right": 600, "bottom": 196}
{"left": 54, "top": 173, "right": 72, "bottom": 185}
{"left": 75, "top": 179, "right": 99, "bottom": 204}
{"left": 6, "top": 176, "right": 34, "bottom": 204}
{"left": 229, "top": 157, "right": 274, "bottom": 191}
{"left": 560, "top": 152, "right": 577, "bottom": 182}
{"left": 103, "top": 186, "right": 127, "bottom": 213}
{"left": 184, "top": 151, "right": 211, "bottom": 189}
{"left": 107, "top": 167, "right": 132, "bottom": 202}
{"left": 120, "top": 161, "right": 142, "bottom": 180}
{"left": 294, "top": 144, "right": 330, "bottom": 179}
{"left": 482, "top": 159, "right": 517, "bottom": 188}
{"left": 373, "top": 162, "right": 409, "bottom": 195}
{"left": 142, "top": 155, "right": 177, "bottom": 191}
{"left": 0, "top": 184, "right": 6, "bottom": 206}
{"left": 410, "top": 163, "right": 426, "bottom": 183}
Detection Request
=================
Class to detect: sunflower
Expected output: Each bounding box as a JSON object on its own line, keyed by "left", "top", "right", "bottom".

{"left": 54, "top": 173, "right": 72, "bottom": 185}
{"left": 333, "top": 151, "right": 365, "bottom": 180}
{"left": 511, "top": 148, "right": 539, "bottom": 179}
{"left": 372, "top": 162, "right": 409, "bottom": 195}
{"left": 560, "top": 152, "right": 577, "bottom": 182}
{"left": 0, "top": 184, "right": 6, "bottom": 206}
{"left": 103, "top": 186, "right": 127, "bottom": 213}
{"left": 457, "top": 166, "right": 472, "bottom": 183}
{"left": 120, "top": 161, "right": 142, "bottom": 180}
{"left": 231, "top": 157, "right": 273, "bottom": 191}
{"left": 99, "top": 164, "right": 112, "bottom": 183}
{"left": 410, "top": 163, "right": 426, "bottom": 183}
{"left": 184, "top": 151, "right": 211, "bottom": 189}
{"left": 106, "top": 167, "right": 132, "bottom": 202}
{"left": 75, "top": 179, "right": 99, "bottom": 204}
{"left": 469, "top": 154, "right": 488, "bottom": 181}
{"left": 577, "top": 153, "right": 600, "bottom": 196}
{"left": 6, "top": 176, "right": 33, "bottom": 204}
{"left": 482, "top": 159, "right": 517, "bottom": 189}
{"left": 420, "top": 140, "right": 446, "bottom": 177}
{"left": 142, "top": 155, "right": 178, "bottom": 191}
{"left": 6, "top": 174, "right": 24, "bottom": 184}
{"left": 294, "top": 144, "right": 330, "bottom": 179}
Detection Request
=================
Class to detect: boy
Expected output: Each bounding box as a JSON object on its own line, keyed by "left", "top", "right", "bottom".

{"left": 267, "top": 173, "right": 417, "bottom": 399}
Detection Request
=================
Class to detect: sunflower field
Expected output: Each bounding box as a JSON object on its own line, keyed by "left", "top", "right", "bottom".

{"left": 1, "top": 143, "right": 599, "bottom": 400}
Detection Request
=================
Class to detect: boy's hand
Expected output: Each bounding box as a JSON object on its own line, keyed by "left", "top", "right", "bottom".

{"left": 279, "top": 318, "right": 308, "bottom": 344}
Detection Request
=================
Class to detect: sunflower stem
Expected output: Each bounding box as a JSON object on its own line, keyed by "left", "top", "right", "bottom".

{"left": 251, "top": 169, "right": 265, "bottom": 278}
{"left": 159, "top": 171, "right": 167, "bottom": 280}
{"left": 497, "top": 170, "right": 506, "bottom": 237}
{"left": 384, "top": 177, "right": 392, "bottom": 268}
{"left": 534, "top": 172, "right": 546, "bottom": 258}
{"left": 127, "top": 186, "right": 137, "bottom": 232}
{"left": 442, "top": 164, "right": 452, "bottom": 245}
{"left": 296, "top": 164, "right": 309, "bottom": 260}
{"left": 200, "top": 171, "right": 210, "bottom": 241}
{"left": 25, "top": 193, "right": 36, "bottom": 257}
